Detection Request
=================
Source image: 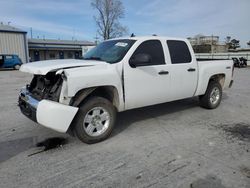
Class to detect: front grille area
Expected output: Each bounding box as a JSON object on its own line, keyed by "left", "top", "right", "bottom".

{"left": 28, "top": 72, "right": 63, "bottom": 102}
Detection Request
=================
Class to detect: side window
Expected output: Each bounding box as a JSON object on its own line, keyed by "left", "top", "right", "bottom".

{"left": 131, "top": 40, "right": 165, "bottom": 65}
{"left": 5, "top": 55, "right": 13, "bottom": 59}
{"left": 167, "top": 40, "right": 192, "bottom": 64}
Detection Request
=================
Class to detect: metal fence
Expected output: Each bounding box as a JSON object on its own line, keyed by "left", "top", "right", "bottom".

{"left": 195, "top": 52, "right": 250, "bottom": 61}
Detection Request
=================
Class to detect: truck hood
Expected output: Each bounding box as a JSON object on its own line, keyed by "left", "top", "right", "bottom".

{"left": 20, "top": 59, "right": 107, "bottom": 75}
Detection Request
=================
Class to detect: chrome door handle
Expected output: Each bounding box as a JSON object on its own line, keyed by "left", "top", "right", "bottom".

{"left": 187, "top": 68, "right": 196, "bottom": 72}
{"left": 158, "top": 70, "right": 169, "bottom": 75}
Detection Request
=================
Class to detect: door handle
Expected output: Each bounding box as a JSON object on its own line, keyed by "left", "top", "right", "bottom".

{"left": 158, "top": 70, "right": 169, "bottom": 75}
{"left": 187, "top": 68, "right": 196, "bottom": 72}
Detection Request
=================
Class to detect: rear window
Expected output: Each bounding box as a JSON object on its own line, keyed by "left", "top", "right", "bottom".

{"left": 167, "top": 40, "right": 192, "bottom": 64}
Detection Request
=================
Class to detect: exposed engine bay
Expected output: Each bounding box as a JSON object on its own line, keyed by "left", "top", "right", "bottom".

{"left": 28, "top": 72, "right": 63, "bottom": 101}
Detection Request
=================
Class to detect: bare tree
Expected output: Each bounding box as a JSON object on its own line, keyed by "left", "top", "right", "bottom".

{"left": 91, "top": 0, "right": 128, "bottom": 40}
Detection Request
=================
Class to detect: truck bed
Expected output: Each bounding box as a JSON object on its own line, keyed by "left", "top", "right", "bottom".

{"left": 197, "top": 58, "right": 230, "bottom": 61}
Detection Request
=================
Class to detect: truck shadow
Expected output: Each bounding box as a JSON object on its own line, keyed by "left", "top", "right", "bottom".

{"left": 112, "top": 97, "right": 200, "bottom": 137}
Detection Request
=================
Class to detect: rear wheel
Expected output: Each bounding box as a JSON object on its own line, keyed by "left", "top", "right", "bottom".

{"left": 14, "top": 64, "right": 20, "bottom": 70}
{"left": 73, "top": 97, "right": 116, "bottom": 144}
{"left": 199, "top": 81, "right": 222, "bottom": 109}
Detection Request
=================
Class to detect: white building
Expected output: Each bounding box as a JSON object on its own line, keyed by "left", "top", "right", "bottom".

{"left": 188, "top": 34, "right": 228, "bottom": 53}
{"left": 187, "top": 34, "right": 219, "bottom": 45}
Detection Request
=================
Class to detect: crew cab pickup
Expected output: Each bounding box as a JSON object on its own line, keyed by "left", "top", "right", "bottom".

{"left": 18, "top": 36, "right": 234, "bottom": 143}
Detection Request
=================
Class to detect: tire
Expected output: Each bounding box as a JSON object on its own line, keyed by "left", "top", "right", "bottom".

{"left": 199, "top": 81, "right": 222, "bottom": 109}
{"left": 14, "top": 64, "right": 20, "bottom": 70}
{"left": 73, "top": 96, "right": 117, "bottom": 144}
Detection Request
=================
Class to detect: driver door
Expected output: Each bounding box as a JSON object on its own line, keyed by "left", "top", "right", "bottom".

{"left": 124, "top": 40, "right": 171, "bottom": 110}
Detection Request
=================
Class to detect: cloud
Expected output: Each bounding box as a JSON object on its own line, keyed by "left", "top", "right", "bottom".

{"left": 0, "top": 0, "right": 249, "bottom": 46}
{"left": 0, "top": 0, "right": 92, "bottom": 16}
{"left": 2, "top": 15, "right": 86, "bottom": 38}
{"left": 0, "top": 0, "right": 94, "bottom": 40}
{"left": 125, "top": 0, "right": 250, "bottom": 46}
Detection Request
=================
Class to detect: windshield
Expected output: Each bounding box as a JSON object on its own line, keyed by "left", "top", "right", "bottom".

{"left": 83, "top": 39, "right": 136, "bottom": 64}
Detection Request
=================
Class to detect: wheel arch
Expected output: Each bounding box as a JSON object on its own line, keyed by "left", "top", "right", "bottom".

{"left": 196, "top": 73, "right": 226, "bottom": 96}
{"left": 70, "top": 85, "right": 120, "bottom": 111}
{"left": 208, "top": 74, "right": 226, "bottom": 88}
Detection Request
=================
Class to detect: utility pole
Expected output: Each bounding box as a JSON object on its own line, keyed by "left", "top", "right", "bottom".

{"left": 211, "top": 34, "right": 213, "bottom": 54}
{"left": 94, "top": 33, "right": 99, "bottom": 45}
{"left": 30, "top": 27, "right": 33, "bottom": 39}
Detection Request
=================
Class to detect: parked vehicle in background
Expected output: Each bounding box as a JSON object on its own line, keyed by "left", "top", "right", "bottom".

{"left": 0, "top": 54, "right": 22, "bottom": 70}
{"left": 232, "top": 57, "right": 247, "bottom": 68}
{"left": 239, "top": 57, "right": 247, "bottom": 67}
{"left": 232, "top": 57, "right": 240, "bottom": 67}
{"left": 18, "top": 36, "right": 234, "bottom": 144}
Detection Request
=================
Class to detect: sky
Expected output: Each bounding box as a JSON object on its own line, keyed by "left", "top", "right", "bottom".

{"left": 0, "top": 0, "right": 249, "bottom": 46}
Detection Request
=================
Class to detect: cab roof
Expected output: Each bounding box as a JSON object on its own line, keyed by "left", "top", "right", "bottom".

{"left": 107, "top": 35, "right": 188, "bottom": 42}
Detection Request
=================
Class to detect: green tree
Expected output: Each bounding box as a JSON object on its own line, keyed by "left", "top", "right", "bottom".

{"left": 228, "top": 39, "right": 240, "bottom": 49}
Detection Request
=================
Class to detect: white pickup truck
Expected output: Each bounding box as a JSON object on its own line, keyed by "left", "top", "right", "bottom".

{"left": 18, "top": 36, "right": 234, "bottom": 143}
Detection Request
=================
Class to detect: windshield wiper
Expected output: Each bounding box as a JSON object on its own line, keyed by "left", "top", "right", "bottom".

{"left": 83, "top": 56, "right": 103, "bottom": 61}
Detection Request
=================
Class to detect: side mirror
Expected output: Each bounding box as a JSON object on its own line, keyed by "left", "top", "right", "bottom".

{"left": 129, "top": 53, "right": 152, "bottom": 68}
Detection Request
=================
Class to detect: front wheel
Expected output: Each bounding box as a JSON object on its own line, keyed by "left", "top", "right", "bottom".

{"left": 73, "top": 97, "right": 116, "bottom": 144}
{"left": 199, "top": 81, "right": 222, "bottom": 109}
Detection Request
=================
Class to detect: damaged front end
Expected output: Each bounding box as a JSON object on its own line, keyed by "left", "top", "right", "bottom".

{"left": 18, "top": 71, "right": 63, "bottom": 121}
{"left": 28, "top": 72, "right": 63, "bottom": 102}
{"left": 18, "top": 71, "right": 78, "bottom": 133}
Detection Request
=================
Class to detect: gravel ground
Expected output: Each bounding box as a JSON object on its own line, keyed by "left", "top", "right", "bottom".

{"left": 0, "top": 68, "right": 249, "bottom": 188}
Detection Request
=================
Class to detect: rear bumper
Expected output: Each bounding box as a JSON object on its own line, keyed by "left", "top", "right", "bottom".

{"left": 18, "top": 88, "right": 78, "bottom": 133}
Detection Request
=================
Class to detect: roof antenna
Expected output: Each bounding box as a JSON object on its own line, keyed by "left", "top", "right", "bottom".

{"left": 130, "top": 33, "right": 135, "bottom": 37}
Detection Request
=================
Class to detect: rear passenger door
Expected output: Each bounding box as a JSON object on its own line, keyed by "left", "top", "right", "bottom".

{"left": 124, "top": 40, "right": 171, "bottom": 110}
{"left": 166, "top": 40, "right": 198, "bottom": 100}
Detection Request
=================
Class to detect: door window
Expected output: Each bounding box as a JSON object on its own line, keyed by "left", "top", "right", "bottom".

{"left": 167, "top": 40, "right": 192, "bottom": 64}
{"left": 131, "top": 40, "right": 165, "bottom": 66}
